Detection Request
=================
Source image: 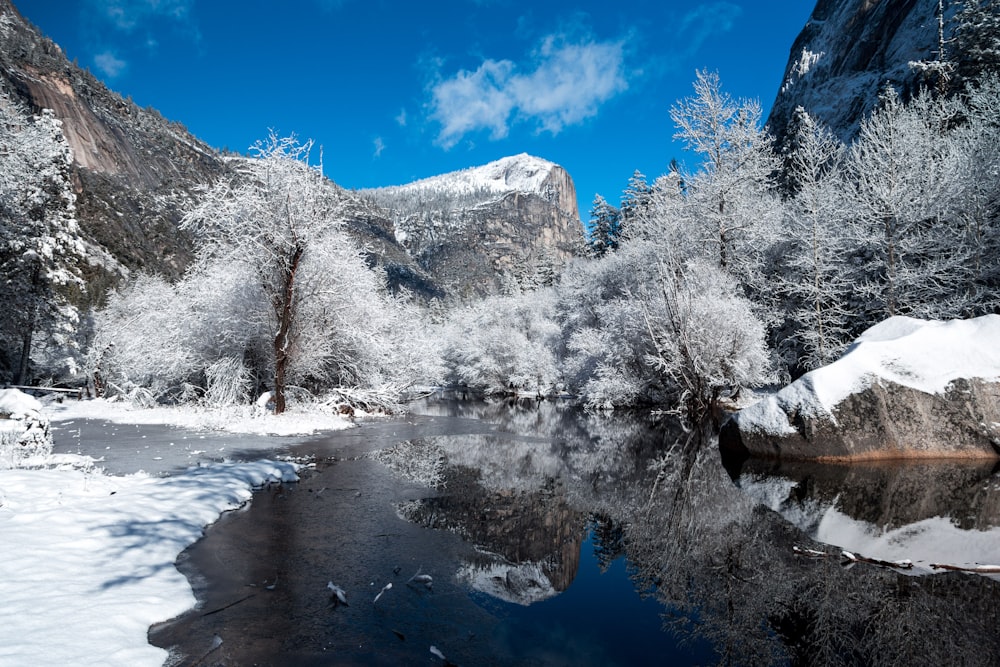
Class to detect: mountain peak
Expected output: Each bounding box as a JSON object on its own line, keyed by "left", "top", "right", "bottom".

{"left": 382, "top": 153, "right": 561, "bottom": 201}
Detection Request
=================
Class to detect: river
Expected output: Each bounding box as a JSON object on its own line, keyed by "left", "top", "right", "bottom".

{"left": 79, "top": 397, "right": 1000, "bottom": 665}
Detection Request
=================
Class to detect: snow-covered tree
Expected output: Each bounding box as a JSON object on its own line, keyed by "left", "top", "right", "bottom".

{"left": 779, "top": 109, "right": 854, "bottom": 369}
{"left": 586, "top": 194, "right": 621, "bottom": 257}
{"left": 954, "top": 74, "right": 1000, "bottom": 300}
{"left": 179, "top": 134, "right": 361, "bottom": 412}
{"left": 0, "top": 91, "right": 86, "bottom": 383}
{"left": 618, "top": 169, "right": 654, "bottom": 233}
{"left": 557, "top": 238, "right": 772, "bottom": 413}
{"left": 669, "top": 70, "right": 782, "bottom": 289}
{"left": 844, "top": 87, "right": 973, "bottom": 320}
{"left": 952, "top": 0, "right": 1000, "bottom": 83}
{"left": 440, "top": 288, "right": 561, "bottom": 396}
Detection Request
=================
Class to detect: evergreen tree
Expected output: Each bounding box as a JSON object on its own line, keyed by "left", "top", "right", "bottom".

{"left": 953, "top": 0, "right": 1000, "bottom": 83}
{"left": 587, "top": 194, "right": 621, "bottom": 257}
{"left": 0, "top": 93, "right": 86, "bottom": 383}
{"left": 619, "top": 170, "right": 654, "bottom": 235}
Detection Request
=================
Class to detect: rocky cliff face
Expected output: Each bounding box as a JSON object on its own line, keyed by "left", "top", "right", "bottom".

{"left": 767, "top": 0, "right": 946, "bottom": 143}
{"left": 0, "top": 0, "right": 221, "bottom": 284}
{"left": 366, "top": 154, "right": 584, "bottom": 300}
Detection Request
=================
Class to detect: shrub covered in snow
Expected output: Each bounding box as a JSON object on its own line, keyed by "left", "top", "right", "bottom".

{"left": 0, "top": 388, "right": 52, "bottom": 467}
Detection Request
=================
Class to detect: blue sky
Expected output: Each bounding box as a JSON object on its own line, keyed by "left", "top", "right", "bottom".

{"left": 14, "top": 0, "right": 814, "bottom": 220}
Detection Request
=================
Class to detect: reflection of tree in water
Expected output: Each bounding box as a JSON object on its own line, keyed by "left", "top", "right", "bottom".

{"left": 598, "top": 426, "right": 1000, "bottom": 666}
{"left": 392, "top": 400, "right": 1000, "bottom": 664}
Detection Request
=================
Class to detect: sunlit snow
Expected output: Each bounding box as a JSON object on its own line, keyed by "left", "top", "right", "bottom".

{"left": 0, "top": 396, "right": 302, "bottom": 666}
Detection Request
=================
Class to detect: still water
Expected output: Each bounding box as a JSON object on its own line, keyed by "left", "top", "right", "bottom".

{"left": 149, "top": 398, "right": 1000, "bottom": 666}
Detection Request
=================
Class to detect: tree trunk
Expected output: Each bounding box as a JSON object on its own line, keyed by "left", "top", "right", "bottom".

{"left": 15, "top": 262, "right": 42, "bottom": 385}
{"left": 272, "top": 245, "right": 303, "bottom": 414}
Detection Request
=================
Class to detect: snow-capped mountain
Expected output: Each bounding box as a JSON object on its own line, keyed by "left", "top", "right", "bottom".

{"left": 371, "top": 153, "right": 578, "bottom": 218}
{"left": 767, "top": 0, "right": 947, "bottom": 143}
{"left": 364, "top": 154, "right": 582, "bottom": 299}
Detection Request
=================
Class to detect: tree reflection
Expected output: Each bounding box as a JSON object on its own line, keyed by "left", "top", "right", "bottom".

{"left": 388, "top": 400, "right": 1000, "bottom": 665}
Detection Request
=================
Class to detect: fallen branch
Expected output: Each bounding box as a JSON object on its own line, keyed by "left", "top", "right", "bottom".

{"left": 840, "top": 550, "right": 913, "bottom": 570}
{"left": 930, "top": 562, "right": 1000, "bottom": 574}
{"left": 201, "top": 593, "right": 255, "bottom": 617}
{"left": 792, "top": 545, "right": 912, "bottom": 570}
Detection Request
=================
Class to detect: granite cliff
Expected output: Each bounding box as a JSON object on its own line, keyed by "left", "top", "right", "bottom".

{"left": 0, "top": 0, "right": 583, "bottom": 381}
{"left": 767, "top": 0, "right": 947, "bottom": 143}
{"left": 365, "top": 154, "right": 583, "bottom": 300}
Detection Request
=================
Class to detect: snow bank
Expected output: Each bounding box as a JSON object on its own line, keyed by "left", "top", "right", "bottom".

{"left": 0, "top": 387, "right": 43, "bottom": 416}
{"left": 48, "top": 397, "right": 353, "bottom": 436}
{"left": 0, "top": 458, "right": 298, "bottom": 666}
{"left": 739, "top": 315, "right": 1000, "bottom": 437}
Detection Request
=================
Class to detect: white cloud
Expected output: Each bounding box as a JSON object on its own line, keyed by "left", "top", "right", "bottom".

{"left": 429, "top": 33, "right": 627, "bottom": 149}
{"left": 677, "top": 3, "right": 743, "bottom": 58}
{"left": 373, "top": 136, "right": 385, "bottom": 158}
{"left": 94, "top": 51, "right": 127, "bottom": 78}
{"left": 395, "top": 107, "right": 408, "bottom": 127}
{"left": 92, "top": 0, "right": 193, "bottom": 32}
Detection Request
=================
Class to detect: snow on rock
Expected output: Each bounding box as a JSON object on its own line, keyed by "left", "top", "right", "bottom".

{"left": 379, "top": 153, "right": 558, "bottom": 200}
{"left": 0, "top": 388, "right": 53, "bottom": 467}
{"left": 0, "top": 458, "right": 298, "bottom": 667}
{"left": 456, "top": 559, "right": 557, "bottom": 606}
{"left": 722, "top": 315, "right": 1000, "bottom": 460}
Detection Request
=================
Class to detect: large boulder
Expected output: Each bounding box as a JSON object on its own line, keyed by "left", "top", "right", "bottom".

{"left": 721, "top": 316, "right": 1000, "bottom": 461}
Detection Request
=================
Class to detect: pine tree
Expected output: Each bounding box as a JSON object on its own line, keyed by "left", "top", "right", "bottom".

{"left": 953, "top": 0, "right": 1000, "bottom": 83}
{"left": 619, "top": 170, "right": 654, "bottom": 235}
{"left": 587, "top": 194, "right": 621, "bottom": 257}
{"left": 0, "top": 94, "right": 86, "bottom": 383}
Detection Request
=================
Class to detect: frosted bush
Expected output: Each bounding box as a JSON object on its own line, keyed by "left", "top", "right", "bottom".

{"left": 203, "top": 356, "right": 252, "bottom": 407}
{"left": 0, "top": 389, "right": 52, "bottom": 468}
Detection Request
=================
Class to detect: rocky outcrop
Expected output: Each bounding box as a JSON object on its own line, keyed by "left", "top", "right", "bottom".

{"left": 720, "top": 316, "right": 1000, "bottom": 461}
{"left": 767, "top": 0, "right": 945, "bottom": 143}
{"left": 722, "top": 377, "right": 1000, "bottom": 461}
{"left": 0, "top": 0, "right": 220, "bottom": 284}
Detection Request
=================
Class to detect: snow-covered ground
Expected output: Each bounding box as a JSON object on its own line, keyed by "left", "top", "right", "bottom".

{"left": 0, "top": 395, "right": 332, "bottom": 667}
{"left": 48, "top": 396, "right": 354, "bottom": 437}
{"left": 737, "top": 315, "right": 1000, "bottom": 436}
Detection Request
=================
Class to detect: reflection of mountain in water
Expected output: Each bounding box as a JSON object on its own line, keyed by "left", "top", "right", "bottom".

{"left": 739, "top": 459, "right": 1000, "bottom": 572}
{"left": 374, "top": 400, "right": 1000, "bottom": 664}
{"left": 395, "top": 454, "right": 585, "bottom": 605}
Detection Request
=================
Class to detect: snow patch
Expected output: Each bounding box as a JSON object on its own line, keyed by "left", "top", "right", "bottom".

{"left": 0, "top": 458, "right": 298, "bottom": 666}
{"left": 380, "top": 153, "right": 556, "bottom": 198}
{"left": 48, "top": 397, "right": 354, "bottom": 436}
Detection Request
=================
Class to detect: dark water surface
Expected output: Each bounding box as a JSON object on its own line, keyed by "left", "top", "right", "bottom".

{"left": 144, "top": 399, "right": 1000, "bottom": 666}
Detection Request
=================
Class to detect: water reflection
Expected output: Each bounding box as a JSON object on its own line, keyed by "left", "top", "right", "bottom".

{"left": 152, "top": 398, "right": 1000, "bottom": 666}
{"left": 738, "top": 458, "right": 1000, "bottom": 574}
{"left": 399, "top": 398, "right": 1000, "bottom": 665}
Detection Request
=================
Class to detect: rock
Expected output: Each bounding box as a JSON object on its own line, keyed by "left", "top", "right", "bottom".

{"left": 364, "top": 154, "right": 583, "bottom": 300}
{"left": 767, "top": 0, "right": 945, "bottom": 145}
{"left": 721, "top": 316, "right": 1000, "bottom": 461}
